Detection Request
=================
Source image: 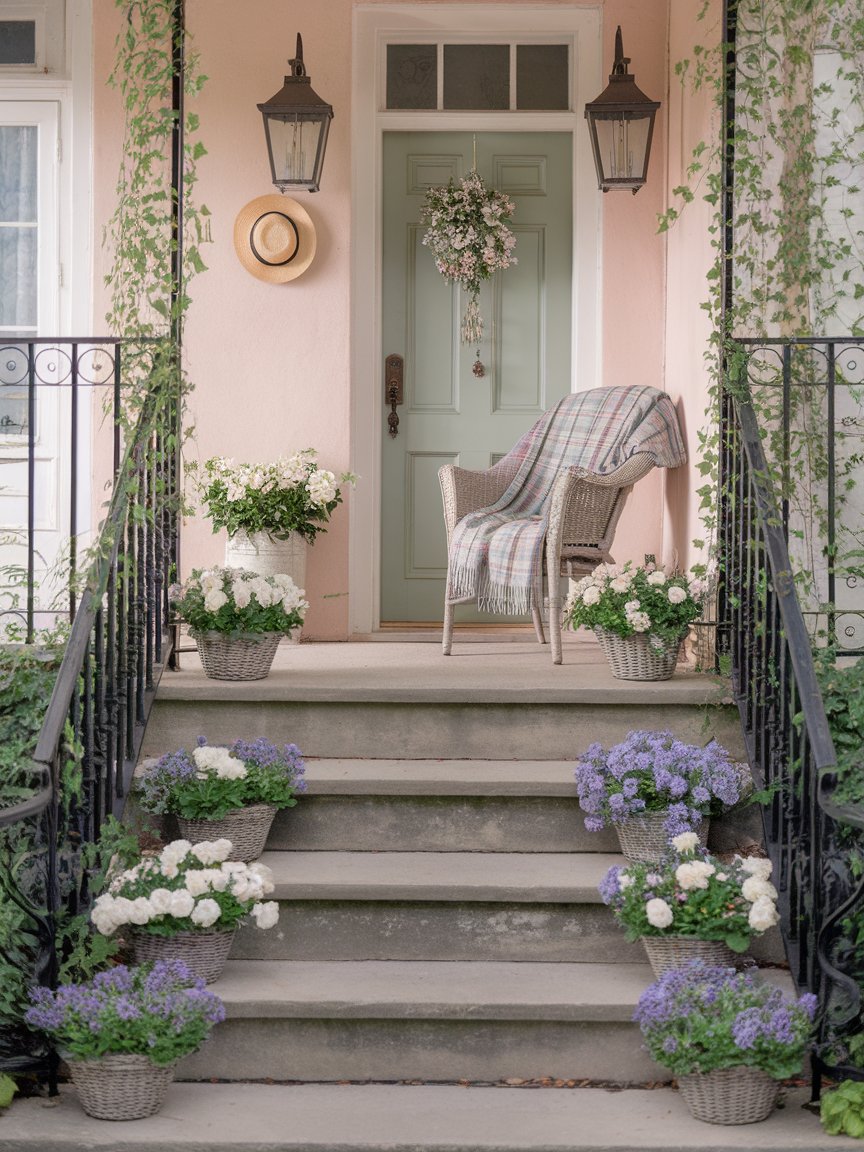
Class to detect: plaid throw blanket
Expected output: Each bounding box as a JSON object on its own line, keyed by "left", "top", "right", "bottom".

{"left": 447, "top": 385, "right": 687, "bottom": 615}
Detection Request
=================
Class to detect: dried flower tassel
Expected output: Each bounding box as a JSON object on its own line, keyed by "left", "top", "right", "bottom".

{"left": 461, "top": 293, "right": 483, "bottom": 346}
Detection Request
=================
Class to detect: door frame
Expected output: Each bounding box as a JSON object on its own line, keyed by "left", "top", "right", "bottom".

{"left": 350, "top": 4, "right": 603, "bottom": 635}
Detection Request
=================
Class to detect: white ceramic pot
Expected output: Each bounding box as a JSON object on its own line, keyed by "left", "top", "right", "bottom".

{"left": 225, "top": 530, "right": 307, "bottom": 641}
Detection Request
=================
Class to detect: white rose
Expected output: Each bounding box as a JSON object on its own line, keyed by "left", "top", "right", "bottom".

{"left": 645, "top": 898, "right": 674, "bottom": 929}
{"left": 741, "top": 876, "right": 778, "bottom": 903}
{"left": 581, "top": 585, "right": 602, "bottom": 606}
{"left": 624, "top": 600, "right": 641, "bottom": 614}
{"left": 671, "top": 831, "right": 699, "bottom": 853}
{"left": 629, "top": 612, "right": 651, "bottom": 633}
{"left": 148, "top": 888, "right": 174, "bottom": 916}
{"left": 646, "top": 570, "right": 667, "bottom": 586}
{"left": 168, "top": 889, "right": 195, "bottom": 918}
{"left": 610, "top": 575, "right": 632, "bottom": 593}
{"left": 204, "top": 589, "right": 229, "bottom": 613}
{"left": 675, "top": 860, "right": 716, "bottom": 891}
{"left": 185, "top": 870, "right": 211, "bottom": 897}
{"left": 232, "top": 580, "right": 252, "bottom": 609}
{"left": 740, "top": 857, "right": 773, "bottom": 880}
{"left": 667, "top": 585, "right": 687, "bottom": 605}
{"left": 250, "top": 901, "right": 280, "bottom": 930}
{"left": 748, "top": 895, "right": 780, "bottom": 933}
{"left": 191, "top": 898, "right": 222, "bottom": 928}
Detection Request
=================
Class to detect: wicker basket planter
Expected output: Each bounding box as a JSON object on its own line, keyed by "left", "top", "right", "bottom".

{"left": 677, "top": 1066, "right": 780, "bottom": 1125}
{"left": 641, "top": 935, "right": 739, "bottom": 978}
{"left": 615, "top": 811, "right": 709, "bottom": 864}
{"left": 67, "top": 1053, "right": 174, "bottom": 1120}
{"left": 177, "top": 803, "right": 277, "bottom": 862}
{"left": 594, "top": 628, "right": 685, "bottom": 681}
{"left": 192, "top": 631, "right": 282, "bottom": 681}
{"left": 129, "top": 927, "right": 236, "bottom": 985}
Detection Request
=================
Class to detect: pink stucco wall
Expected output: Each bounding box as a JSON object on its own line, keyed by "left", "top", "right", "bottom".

{"left": 93, "top": 0, "right": 703, "bottom": 638}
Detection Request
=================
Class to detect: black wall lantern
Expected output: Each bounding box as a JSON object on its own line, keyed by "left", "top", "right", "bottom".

{"left": 258, "top": 34, "right": 334, "bottom": 193}
{"left": 584, "top": 27, "right": 660, "bottom": 194}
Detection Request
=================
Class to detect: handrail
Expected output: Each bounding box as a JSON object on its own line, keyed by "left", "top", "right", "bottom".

{"left": 721, "top": 374, "right": 863, "bottom": 1091}
{"left": 0, "top": 366, "right": 179, "bottom": 1079}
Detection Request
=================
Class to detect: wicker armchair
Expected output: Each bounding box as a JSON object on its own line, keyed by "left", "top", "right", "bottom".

{"left": 439, "top": 452, "right": 656, "bottom": 664}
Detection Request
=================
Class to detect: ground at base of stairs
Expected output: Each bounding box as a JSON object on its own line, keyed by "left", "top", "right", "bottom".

{"left": 1, "top": 1082, "right": 857, "bottom": 1152}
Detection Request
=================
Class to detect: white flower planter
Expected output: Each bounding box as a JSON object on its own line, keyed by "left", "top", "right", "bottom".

{"left": 225, "top": 530, "right": 307, "bottom": 641}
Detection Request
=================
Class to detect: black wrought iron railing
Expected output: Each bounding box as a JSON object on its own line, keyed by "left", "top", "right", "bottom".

{"left": 719, "top": 367, "right": 864, "bottom": 1088}
{"left": 0, "top": 359, "right": 180, "bottom": 1079}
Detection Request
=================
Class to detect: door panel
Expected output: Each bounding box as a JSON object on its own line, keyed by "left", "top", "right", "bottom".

{"left": 381, "top": 131, "right": 572, "bottom": 622}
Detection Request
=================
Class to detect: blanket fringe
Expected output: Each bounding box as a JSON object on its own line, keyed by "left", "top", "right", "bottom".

{"left": 450, "top": 562, "right": 534, "bottom": 615}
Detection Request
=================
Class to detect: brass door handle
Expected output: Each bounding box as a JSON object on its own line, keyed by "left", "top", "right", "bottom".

{"left": 385, "top": 353, "right": 404, "bottom": 438}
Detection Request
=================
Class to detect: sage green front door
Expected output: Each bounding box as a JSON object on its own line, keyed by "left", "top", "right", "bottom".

{"left": 380, "top": 131, "right": 573, "bottom": 623}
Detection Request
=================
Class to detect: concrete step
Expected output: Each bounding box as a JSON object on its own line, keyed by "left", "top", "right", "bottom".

{"left": 3, "top": 1083, "right": 848, "bottom": 1151}
{"left": 177, "top": 960, "right": 665, "bottom": 1082}
{"left": 141, "top": 641, "right": 742, "bottom": 760}
{"left": 232, "top": 850, "right": 638, "bottom": 963}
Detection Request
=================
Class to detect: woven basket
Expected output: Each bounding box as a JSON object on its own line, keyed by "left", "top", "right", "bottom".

{"left": 67, "top": 1053, "right": 174, "bottom": 1120}
{"left": 677, "top": 1066, "right": 780, "bottom": 1125}
{"left": 594, "top": 628, "right": 684, "bottom": 681}
{"left": 129, "top": 927, "right": 236, "bottom": 984}
{"left": 641, "top": 935, "right": 739, "bottom": 978}
{"left": 615, "top": 812, "right": 709, "bottom": 864}
{"left": 178, "top": 804, "right": 277, "bottom": 862}
{"left": 193, "top": 631, "right": 282, "bottom": 681}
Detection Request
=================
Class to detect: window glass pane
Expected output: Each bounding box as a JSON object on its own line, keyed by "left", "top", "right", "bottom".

{"left": 517, "top": 45, "right": 569, "bottom": 110}
{"left": 0, "top": 342, "right": 33, "bottom": 437}
{"left": 444, "top": 44, "right": 509, "bottom": 110}
{"left": 0, "top": 21, "right": 36, "bottom": 65}
{"left": 387, "top": 44, "right": 437, "bottom": 110}
{"left": 0, "top": 125, "right": 37, "bottom": 221}
{"left": 0, "top": 229, "right": 37, "bottom": 327}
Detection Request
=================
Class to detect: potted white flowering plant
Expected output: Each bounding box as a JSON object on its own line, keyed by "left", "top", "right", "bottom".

{"left": 634, "top": 964, "right": 816, "bottom": 1125}
{"left": 600, "top": 833, "right": 781, "bottom": 975}
{"left": 565, "top": 561, "right": 706, "bottom": 680}
{"left": 25, "top": 961, "right": 224, "bottom": 1120}
{"left": 421, "top": 170, "right": 517, "bottom": 352}
{"left": 169, "top": 567, "right": 307, "bottom": 680}
{"left": 188, "top": 451, "right": 355, "bottom": 602}
{"left": 138, "top": 737, "right": 306, "bottom": 861}
{"left": 91, "top": 837, "right": 280, "bottom": 983}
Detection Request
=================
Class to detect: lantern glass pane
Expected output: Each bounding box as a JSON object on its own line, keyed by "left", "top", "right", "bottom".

{"left": 516, "top": 45, "right": 569, "bottom": 110}
{"left": 443, "top": 44, "right": 509, "bottom": 109}
{"left": 387, "top": 44, "right": 437, "bottom": 109}
{"left": 592, "top": 114, "right": 651, "bottom": 182}
{"left": 268, "top": 115, "right": 324, "bottom": 185}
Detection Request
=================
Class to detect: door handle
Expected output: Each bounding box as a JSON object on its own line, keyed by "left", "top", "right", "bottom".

{"left": 385, "top": 354, "right": 404, "bottom": 438}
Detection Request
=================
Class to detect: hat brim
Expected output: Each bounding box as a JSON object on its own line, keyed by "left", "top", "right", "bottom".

{"left": 234, "top": 195, "right": 317, "bottom": 283}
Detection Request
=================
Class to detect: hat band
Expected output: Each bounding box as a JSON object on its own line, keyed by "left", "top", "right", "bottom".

{"left": 249, "top": 211, "right": 300, "bottom": 267}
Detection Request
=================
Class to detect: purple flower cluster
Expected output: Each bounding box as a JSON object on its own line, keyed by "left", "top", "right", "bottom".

{"left": 633, "top": 962, "right": 816, "bottom": 1078}
{"left": 138, "top": 748, "right": 198, "bottom": 814}
{"left": 25, "top": 961, "right": 225, "bottom": 1065}
{"left": 229, "top": 738, "right": 306, "bottom": 793}
{"left": 574, "top": 730, "right": 744, "bottom": 834}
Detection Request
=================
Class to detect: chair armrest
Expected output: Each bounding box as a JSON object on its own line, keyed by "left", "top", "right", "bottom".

{"left": 545, "top": 453, "right": 657, "bottom": 562}
{"left": 438, "top": 459, "right": 521, "bottom": 536}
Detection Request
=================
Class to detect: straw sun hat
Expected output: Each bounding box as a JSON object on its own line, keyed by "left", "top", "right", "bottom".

{"left": 233, "top": 194, "right": 317, "bottom": 283}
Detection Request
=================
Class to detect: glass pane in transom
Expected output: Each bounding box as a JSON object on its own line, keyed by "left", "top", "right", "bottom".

{"left": 0, "top": 21, "right": 36, "bottom": 65}
{"left": 387, "top": 44, "right": 437, "bottom": 109}
{"left": 516, "top": 45, "right": 569, "bottom": 110}
{"left": 443, "top": 44, "right": 509, "bottom": 110}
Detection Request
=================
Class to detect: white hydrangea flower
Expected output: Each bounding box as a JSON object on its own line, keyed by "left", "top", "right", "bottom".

{"left": 645, "top": 898, "right": 674, "bottom": 929}
{"left": 250, "top": 901, "right": 280, "bottom": 930}
{"left": 629, "top": 612, "right": 652, "bottom": 633}
{"left": 185, "top": 870, "right": 212, "bottom": 898}
{"left": 675, "top": 860, "right": 716, "bottom": 891}
{"left": 248, "top": 862, "right": 276, "bottom": 895}
{"left": 128, "top": 896, "right": 154, "bottom": 925}
{"left": 215, "top": 759, "right": 247, "bottom": 781}
{"left": 739, "top": 857, "right": 773, "bottom": 880}
{"left": 646, "top": 570, "right": 667, "bottom": 586}
{"left": 191, "top": 898, "right": 222, "bottom": 928}
{"left": 233, "top": 580, "right": 253, "bottom": 609}
{"left": 748, "top": 895, "right": 780, "bottom": 932}
{"left": 148, "top": 888, "right": 174, "bottom": 916}
{"left": 582, "top": 585, "right": 602, "bottom": 606}
{"left": 168, "top": 889, "right": 195, "bottom": 918}
{"left": 192, "top": 839, "right": 234, "bottom": 865}
{"left": 199, "top": 868, "right": 229, "bottom": 893}
{"left": 610, "top": 575, "right": 633, "bottom": 593}
{"left": 624, "top": 600, "right": 641, "bottom": 614}
{"left": 249, "top": 578, "right": 274, "bottom": 608}
{"left": 667, "top": 585, "right": 687, "bottom": 605}
{"left": 671, "top": 831, "right": 699, "bottom": 853}
{"left": 160, "top": 840, "right": 192, "bottom": 867}
{"left": 741, "top": 876, "right": 778, "bottom": 904}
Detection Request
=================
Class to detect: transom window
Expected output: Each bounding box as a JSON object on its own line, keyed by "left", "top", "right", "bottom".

{"left": 385, "top": 41, "right": 570, "bottom": 111}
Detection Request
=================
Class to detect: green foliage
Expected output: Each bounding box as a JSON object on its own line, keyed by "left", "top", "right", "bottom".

{"left": 0, "top": 646, "right": 60, "bottom": 809}
{"left": 821, "top": 1080, "right": 864, "bottom": 1138}
{"left": 171, "top": 568, "right": 306, "bottom": 637}
{"left": 0, "top": 1074, "right": 17, "bottom": 1109}
{"left": 564, "top": 563, "right": 705, "bottom": 649}
{"left": 813, "top": 650, "right": 864, "bottom": 808}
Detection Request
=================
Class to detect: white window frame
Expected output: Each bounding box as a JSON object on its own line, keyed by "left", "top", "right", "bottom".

{"left": 350, "top": 3, "right": 603, "bottom": 635}
{"left": 0, "top": 6, "right": 47, "bottom": 72}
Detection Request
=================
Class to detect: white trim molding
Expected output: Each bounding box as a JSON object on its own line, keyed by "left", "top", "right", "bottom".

{"left": 350, "top": 4, "right": 603, "bottom": 635}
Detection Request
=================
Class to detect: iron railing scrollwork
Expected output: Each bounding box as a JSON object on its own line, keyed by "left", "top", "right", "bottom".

{"left": 0, "top": 366, "right": 179, "bottom": 1079}
{"left": 719, "top": 359, "right": 864, "bottom": 1089}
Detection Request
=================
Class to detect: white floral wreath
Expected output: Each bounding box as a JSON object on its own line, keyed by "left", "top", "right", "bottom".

{"left": 421, "top": 170, "right": 517, "bottom": 346}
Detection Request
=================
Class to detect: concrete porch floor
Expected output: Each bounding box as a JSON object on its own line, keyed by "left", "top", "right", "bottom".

{"left": 164, "top": 631, "right": 730, "bottom": 706}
